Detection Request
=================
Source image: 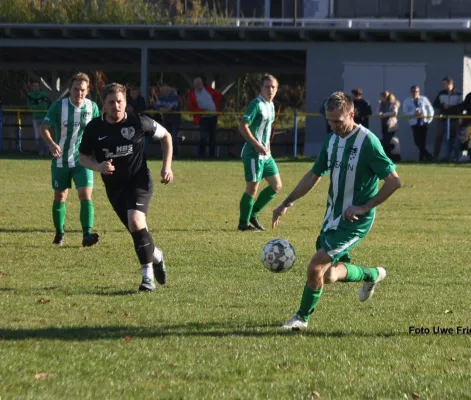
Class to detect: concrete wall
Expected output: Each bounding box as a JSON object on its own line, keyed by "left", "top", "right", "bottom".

{"left": 334, "top": 0, "right": 471, "bottom": 18}
{"left": 305, "top": 42, "right": 466, "bottom": 160}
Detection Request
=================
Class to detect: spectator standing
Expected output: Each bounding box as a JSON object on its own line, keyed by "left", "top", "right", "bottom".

{"left": 447, "top": 91, "right": 471, "bottom": 162}
{"left": 403, "top": 85, "right": 434, "bottom": 161}
{"left": 127, "top": 87, "right": 147, "bottom": 116}
{"left": 433, "top": 76, "right": 462, "bottom": 161}
{"left": 27, "top": 80, "right": 50, "bottom": 155}
{"left": 188, "top": 77, "right": 223, "bottom": 158}
{"left": 319, "top": 97, "right": 331, "bottom": 134}
{"left": 378, "top": 91, "right": 400, "bottom": 158}
{"left": 351, "top": 88, "right": 372, "bottom": 129}
{"left": 0, "top": 93, "right": 3, "bottom": 153}
{"left": 156, "top": 83, "right": 182, "bottom": 157}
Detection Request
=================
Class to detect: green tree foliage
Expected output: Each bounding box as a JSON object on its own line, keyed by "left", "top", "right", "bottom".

{"left": 0, "top": 0, "right": 233, "bottom": 25}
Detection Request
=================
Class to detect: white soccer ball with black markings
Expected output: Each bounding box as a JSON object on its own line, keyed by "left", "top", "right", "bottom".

{"left": 261, "top": 238, "right": 296, "bottom": 273}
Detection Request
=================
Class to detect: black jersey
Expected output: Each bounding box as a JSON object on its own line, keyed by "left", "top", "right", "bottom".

{"left": 79, "top": 113, "right": 166, "bottom": 187}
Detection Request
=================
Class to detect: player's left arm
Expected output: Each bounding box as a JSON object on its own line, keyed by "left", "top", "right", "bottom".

{"left": 92, "top": 102, "right": 100, "bottom": 118}
{"left": 344, "top": 138, "right": 401, "bottom": 222}
{"left": 141, "top": 116, "right": 174, "bottom": 184}
{"left": 344, "top": 171, "right": 401, "bottom": 222}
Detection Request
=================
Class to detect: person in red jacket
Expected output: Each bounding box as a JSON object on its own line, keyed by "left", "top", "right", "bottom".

{"left": 188, "top": 77, "right": 223, "bottom": 157}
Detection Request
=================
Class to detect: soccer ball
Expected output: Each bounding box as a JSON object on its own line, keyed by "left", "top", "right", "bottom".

{"left": 261, "top": 238, "right": 296, "bottom": 273}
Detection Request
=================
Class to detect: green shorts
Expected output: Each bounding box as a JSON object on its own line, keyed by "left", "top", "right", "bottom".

{"left": 242, "top": 155, "right": 279, "bottom": 183}
{"left": 316, "top": 228, "right": 364, "bottom": 264}
{"left": 51, "top": 164, "right": 94, "bottom": 191}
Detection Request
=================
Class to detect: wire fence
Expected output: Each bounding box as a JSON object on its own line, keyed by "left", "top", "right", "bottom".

{"left": 0, "top": 108, "right": 468, "bottom": 158}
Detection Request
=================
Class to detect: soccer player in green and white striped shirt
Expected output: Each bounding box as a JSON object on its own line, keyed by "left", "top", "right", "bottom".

{"left": 272, "top": 91, "right": 402, "bottom": 331}
{"left": 238, "top": 74, "right": 281, "bottom": 231}
{"left": 41, "top": 72, "right": 100, "bottom": 247}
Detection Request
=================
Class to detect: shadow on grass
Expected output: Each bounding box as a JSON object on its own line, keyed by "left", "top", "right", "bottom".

{"left": 92, "top": 289, "right": 138, "bottom": 296}
{"left": 0, "top": 323, "right": 407, "bottom": 340}
{"left": 0, "top": 228, "right": 124, "bottom": 234}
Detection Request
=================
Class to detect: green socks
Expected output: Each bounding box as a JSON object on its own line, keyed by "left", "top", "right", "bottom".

{"left": 251, "top": 186, "right": 277, "bottom": 217}
{"left": 80, "top": 200, "right": 94, "bottom": 235}
{"left": 297, "top": 285, "right": 323, "bottom": 322}
{"left": 343, "top": 263, "right": 379, "bottom": 283}
{"left": 294, "top": 266, "right": 379, "bottom": 323}
{"left": 239, "top": 186, "right": 277, "bottom": 226}
{"left": 53, "top": 200, "right": 95, "bottom": 235}
{"left": 239, "top": 192, "right": 254, "bottom": 226}
{"left": 52, "top": 200, "right": 66, "bottom": 234}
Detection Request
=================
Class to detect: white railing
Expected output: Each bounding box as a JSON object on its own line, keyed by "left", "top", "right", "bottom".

{"left": 1, "top": 19, "right": 471, "bottom": 30}
{"left": 232, "top": 18, "right": 471, "bottom": 29}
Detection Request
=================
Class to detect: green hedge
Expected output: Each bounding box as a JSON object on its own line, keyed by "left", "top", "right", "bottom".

{"left": 0, "top": 0, "right": 233, "bottom": 25}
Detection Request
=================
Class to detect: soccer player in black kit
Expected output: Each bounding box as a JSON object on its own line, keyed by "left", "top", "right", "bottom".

{"left": 79, "top": 83, "right": 174, "bottom": 292}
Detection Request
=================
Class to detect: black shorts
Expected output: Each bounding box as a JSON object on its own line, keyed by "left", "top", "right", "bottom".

{"left": 105, "top": 171, "right": 154, "bottom": 228}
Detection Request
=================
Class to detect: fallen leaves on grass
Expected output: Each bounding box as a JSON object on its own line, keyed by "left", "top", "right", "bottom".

{"left": 412, "top": 392, "right": 420, "bottom": 399}
{"left": 311, "top": 391, "right": 320, "bottom": 398}
{"left": 0, "top": 271, "right": 6, "bottom": 278}
{"left": 37, "top": 298, "right": 50, "bottom": 304}
{"left": 123, "top": 312, "right": 131, "bottom": 318}
{"left": 151, "top": 371, "right": 157, "bottom": 377}
{"left": 450, "top": 357, "right": 456, "bottom": 362}
{"left": 35, "top": 372, "right": 49, "bottom": 380}
{"left": 124, "top": 336, "right": 132, "bottom": 343}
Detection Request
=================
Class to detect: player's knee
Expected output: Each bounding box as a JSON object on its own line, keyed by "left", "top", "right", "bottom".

{"left": 323, "top": 267, "right": 337, "bottom": 284}
{"left": 78, "top": 193, "right": 92, "bottom": 201}
{"left": 245, "top": 183, "right": 258, "bottom": 197}
{"left": 54, "top": 191, "right": 67, "bottom": 202}
{"left": 307, "top": 264, "right": 324, "bottom": 281}
{"left": 273, "top": 182, "right": 282, "bottom": 192}
{"left": 78, "top": 188, "right": 92, "bottom": 201}
{"left": 127, "top": 211, "right": 146, "bottom": 232}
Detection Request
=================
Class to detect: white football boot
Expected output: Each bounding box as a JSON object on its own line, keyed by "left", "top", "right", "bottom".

{"left": 281, "top": 314, "right": 308, "bottom": 331}
{"left": 359, "top": 267, "right": 387, "bottom": 302}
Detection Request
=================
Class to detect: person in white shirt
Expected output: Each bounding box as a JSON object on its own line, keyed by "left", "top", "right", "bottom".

{"left": 402, "top": 85, "right": 434, "bottom": 161}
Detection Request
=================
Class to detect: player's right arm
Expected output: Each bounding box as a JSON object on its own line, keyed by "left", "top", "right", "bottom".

{"left": 78, "top": 121, "right": 115, "bottom": 175}
{"left": 79, "top": 153, "right": 115, "bottom": 175}
{"left": 239, "top": 100, "right": 267, "bottom": 155}
{"left": 272, "top": 135, "right": 330, "bottom": 228}
{"left": 40, "top": 101, "right": 61, "bottom": 158}
{"left": 272, "top": 171, "right": 321, "bottom": 229}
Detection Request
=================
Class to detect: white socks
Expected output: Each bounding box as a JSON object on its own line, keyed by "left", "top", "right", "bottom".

{"left": 141, "top": 263, "right": 154, "bottom": 280}
{"left": 142, "top": 248, "right": 163, "bottom": 280}
{"left": 153, "top": 247, "right": 163, "bottom": 263}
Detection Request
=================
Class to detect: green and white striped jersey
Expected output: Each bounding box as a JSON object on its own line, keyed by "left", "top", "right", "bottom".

{"left": 312, "top": 125, "right": 396, "bottom": 235}
{"left": 43, "top": 97, "right": 99, "bottom": 168}
{"left": 241, "top": 96, "right": 275, "bottom": 159}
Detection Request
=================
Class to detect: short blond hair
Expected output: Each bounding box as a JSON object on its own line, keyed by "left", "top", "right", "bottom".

{"left": 70, "top": 72, "right": 90, "bottom": 89}
{"left": 324, "top": 91, "right": 354, "bottom": 115}
{"left": 261, "top": 74, "right": 278, "bottom": 86}
{"left": 101, "top": 83, "right": 127, "bottom": 101}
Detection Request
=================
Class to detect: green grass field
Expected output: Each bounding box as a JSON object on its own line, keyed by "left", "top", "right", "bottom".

{"left": 1, "top": 156, "right": 470, "bottom": 399}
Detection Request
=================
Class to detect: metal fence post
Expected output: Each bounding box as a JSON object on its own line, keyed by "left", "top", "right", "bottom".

{"left": 446, "top": 115, "right": 451, "bottom": 160}
{"left": 17, "top": 111, "right": 23, "bottom": 153}
{"left": 0, "top": 108, "right": 3, "bottom": 153}
{"left": 293, "top": 109, "right": 298, "bottom": 158}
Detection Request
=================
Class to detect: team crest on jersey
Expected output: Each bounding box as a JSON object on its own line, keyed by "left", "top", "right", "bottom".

{"left": 121, "top": 126, "right": 135, "bottom": 140}
{"left": 348, "top": 146, "right": 358, "bottom": 161}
